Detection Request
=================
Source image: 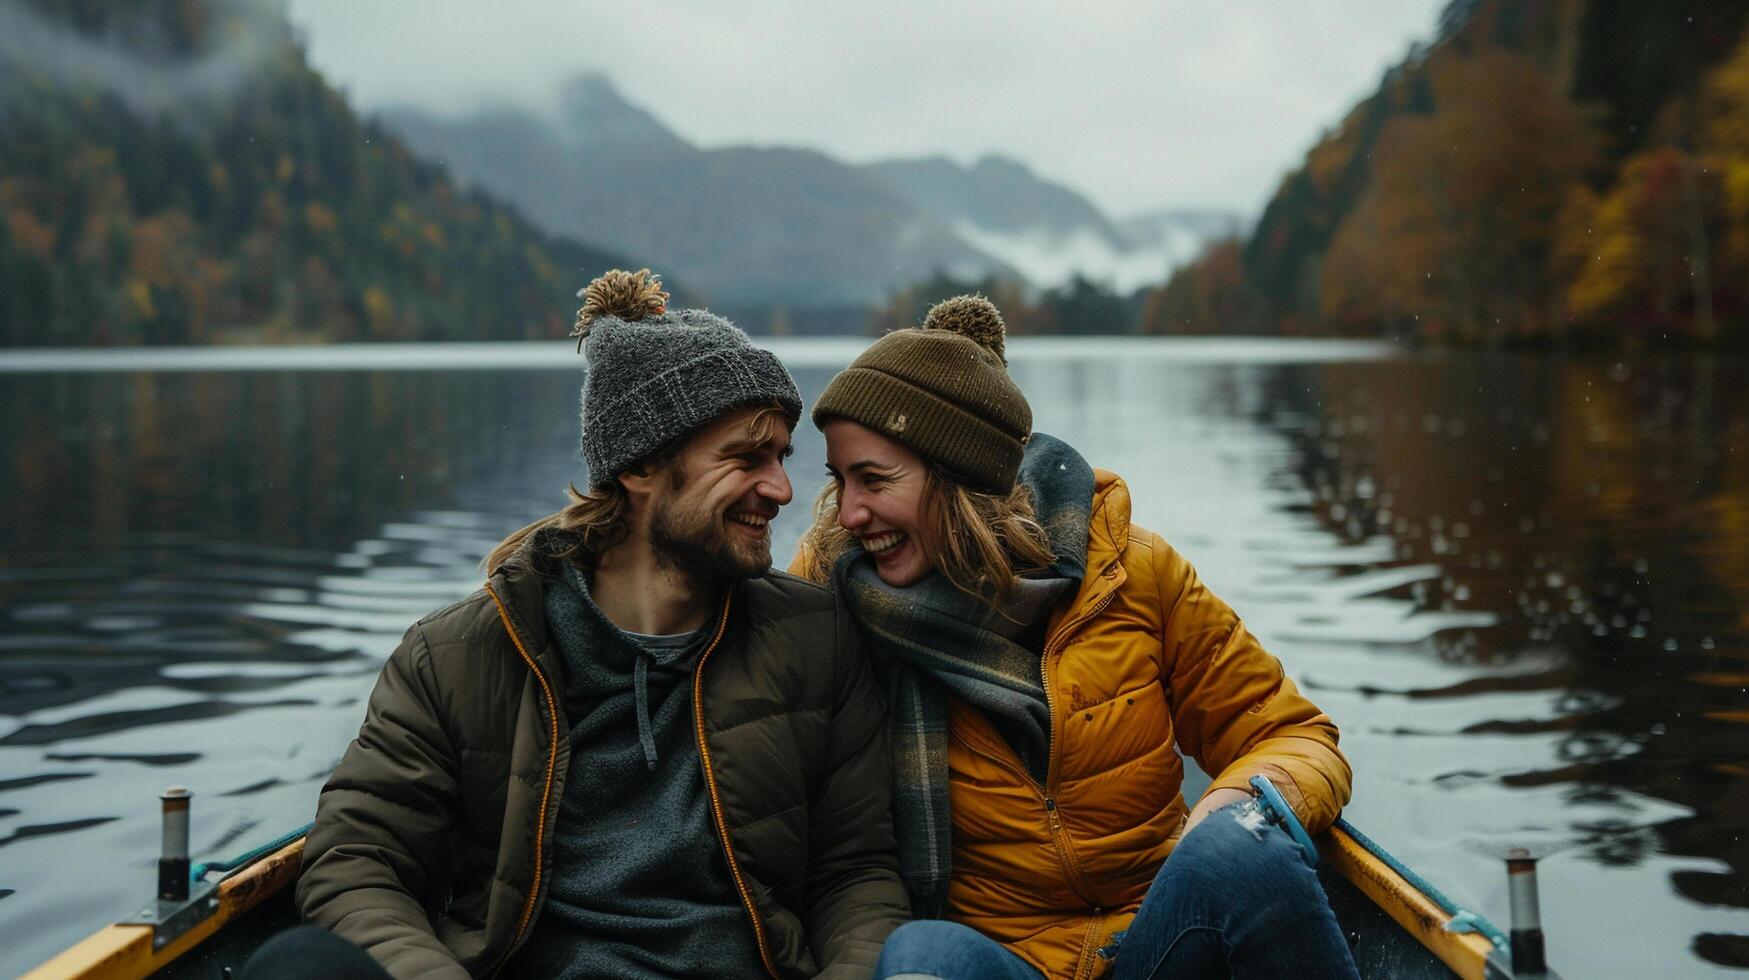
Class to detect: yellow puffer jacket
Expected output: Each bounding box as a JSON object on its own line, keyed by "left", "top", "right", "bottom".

{"left": 797, "top": 469, "right": 1351, "bottom": 979}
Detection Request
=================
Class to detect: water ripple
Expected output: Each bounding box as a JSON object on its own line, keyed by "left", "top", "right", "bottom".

{"left": 1, "top": 352, "right": 1744, "bottom": 976}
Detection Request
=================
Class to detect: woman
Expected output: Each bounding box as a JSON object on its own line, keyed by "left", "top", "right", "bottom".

{"left": 793, "top": 296, "right": 1357, "bottom": 980}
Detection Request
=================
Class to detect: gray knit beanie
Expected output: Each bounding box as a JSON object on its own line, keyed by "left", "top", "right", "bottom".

{"left": 573, "top": 269, "right": 801, "bottom": 488}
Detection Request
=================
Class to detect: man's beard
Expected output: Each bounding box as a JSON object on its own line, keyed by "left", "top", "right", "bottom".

{"left": 648, "top": 496, "right": 772, "bottom": 586}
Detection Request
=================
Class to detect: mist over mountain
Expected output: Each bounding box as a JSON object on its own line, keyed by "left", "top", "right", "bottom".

{"left": 1120, "top": 209, "right": 1245, "bottom": 248}
{"left": 383, "top": 78, "right": 994, "bottom": 307}
{"left": 863, "top": 155, "right": 1126, "bottom": 241}
{"left": 0, "top": 0, "right": 1239, "bottom": 344}
{"left": 0, "top": 0, "right": 289, "bottom": 119}
{"left": 0, "top": 0, "right": 634, "bottom": 345}
{"left": 381, "top": 76, "right": 1237, "bottom": 306}
{"left": 557, "top": 75, "right": 692, "bottom": 155}
{"left": 859, "top": 155, "right": 1216, "bottom": 293}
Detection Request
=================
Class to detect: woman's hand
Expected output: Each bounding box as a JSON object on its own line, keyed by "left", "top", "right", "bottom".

{"left": 1182, "top": 787, "right": 1253, "bottom": 834}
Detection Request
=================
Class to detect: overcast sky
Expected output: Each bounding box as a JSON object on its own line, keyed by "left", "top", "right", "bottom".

{"left": 284, "top": 1, "right": 1449, "bottom": 219}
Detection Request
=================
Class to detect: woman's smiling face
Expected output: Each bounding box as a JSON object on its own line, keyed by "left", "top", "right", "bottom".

{"left": 823, "top": 419, "right": 935, "bottom": 588}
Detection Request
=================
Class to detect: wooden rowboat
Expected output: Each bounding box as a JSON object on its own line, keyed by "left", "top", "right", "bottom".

{"left": 25, "top": 815, "right": 1544, "bottom": 980}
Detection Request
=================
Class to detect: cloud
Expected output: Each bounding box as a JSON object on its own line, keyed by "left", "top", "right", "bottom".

{"left": 285, "top": 0, "right": 1446, "bottom": 217}
{"left": 0, "top": 0, "right": 288, "bottom": 121}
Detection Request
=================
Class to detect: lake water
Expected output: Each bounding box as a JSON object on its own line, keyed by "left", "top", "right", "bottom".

{"left": 1, "top": 339, "right": 1745, "bottom": 976}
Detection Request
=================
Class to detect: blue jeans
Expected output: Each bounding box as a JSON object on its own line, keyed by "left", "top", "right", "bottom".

{"left": 873, "top": 920, "right": 1046, "bottom": 980}
{"left": 873, "top": 800, "right": 1359, "bottom": 979}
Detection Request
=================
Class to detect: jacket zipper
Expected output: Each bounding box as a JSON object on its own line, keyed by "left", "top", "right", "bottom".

{"left": 1042, "top": 798, "right": 1100, "bottom": 908}
{"left": 691, "top": 592, "right": 782, "bottom": 980}
{"left": 947, "top": 728, "right": 1103, "bottom": 911}
{"left": 484, "top": 584, "right": 562, "bottom": 977}
{"left": 1039, "top": 578, "right": 1121, "bottom": 980}
{"left": 1040, "top": 583, "right": 1118, "bottom": 782}
{"left": 925, "top": 568, "right": 1124, "bottom": 977}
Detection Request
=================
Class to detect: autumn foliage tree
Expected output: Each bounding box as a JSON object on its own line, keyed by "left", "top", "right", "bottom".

{"left": 1551, "top": 30, "right": 1749, "bottom": 343}
{"left": 1159, "top": 0, "right": 1749, "bottom": 347}
{"left": 1697, "top": 28, "right": 1749, "bottom": 339}
{"left": 870, "top": 271, "right": 1139, "bottom": 336}
{"left": 1555, "top": 149, "right": 1728, "bottom": 339}
{"left": 0, "top": 0, "right": 630, "bottom": 346}
{"left": 1320, "top": 51, "right": 1599, "bottom": 342}
{"left": 1140, "top": 238, "right": 1268, "bottom": 335}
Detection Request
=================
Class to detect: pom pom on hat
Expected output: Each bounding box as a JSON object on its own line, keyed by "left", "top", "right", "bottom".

{"left": 922, "top": 294, "right": 1007, "bottom": 364}
{"left": 572, "top": 268, "right": 669, "bottom": 344}
{"left": 569, "top": 267, "right": 801, "bottom": 487}
{"left": 812, "top": 293, "right": 1030, "bottom": 493}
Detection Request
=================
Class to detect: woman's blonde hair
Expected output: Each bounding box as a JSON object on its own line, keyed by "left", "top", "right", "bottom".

{"left": 485, "top": 405, "right": 791, "bottom": 575}
{"left": 797, "top": 463, "right": 1054, "bottom": 606}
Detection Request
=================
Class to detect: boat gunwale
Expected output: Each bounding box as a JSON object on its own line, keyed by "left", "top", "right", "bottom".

{"left": 28, "top": 820, "right": 1520, "bottom": 980}
{"left": 21, "top": 835, "right": 306, "bottom": 980}
{"left": 1323, "top": 823, "right": 1504, "bottom": 980}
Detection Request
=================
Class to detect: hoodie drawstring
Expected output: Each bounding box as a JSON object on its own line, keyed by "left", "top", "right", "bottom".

{"left": 632, "top": 653, "right": 658, "bottom": 772}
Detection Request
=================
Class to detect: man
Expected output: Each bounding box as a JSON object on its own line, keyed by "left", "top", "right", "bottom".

{"left": 292, "top": 269, "right": 909, "bottom": 979}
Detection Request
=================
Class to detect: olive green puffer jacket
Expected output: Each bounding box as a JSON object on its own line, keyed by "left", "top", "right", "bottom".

{"left": 297, "top": 557, "right": 909, "bottom": 979}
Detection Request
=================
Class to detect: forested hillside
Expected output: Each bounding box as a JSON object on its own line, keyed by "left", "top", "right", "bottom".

{"left": 0, "top": 0, "right": 632, "bottom": 345}
{"left": 1147, "top": 0, "right": 1749, "bottom": 345}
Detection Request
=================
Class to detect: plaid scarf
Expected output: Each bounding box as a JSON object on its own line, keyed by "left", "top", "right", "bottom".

{"left": 834, "top": 433, "right": 1094, "bottom": 918}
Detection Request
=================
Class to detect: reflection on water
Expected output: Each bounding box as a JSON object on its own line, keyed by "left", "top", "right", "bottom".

{"left": 1254, "top": 355, "right": 1749, "bottom": 975}
{"left": 0, "top": 344, "right": 1744, "bottom": 975}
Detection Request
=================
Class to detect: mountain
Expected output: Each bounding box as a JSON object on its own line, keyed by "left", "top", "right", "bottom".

{"left": 0, "top": 0, "right": 636, "bottom": 346}
{"left": 382, "top": 79, "right": 1241, "bottom": 308}
{"left": 383, "top": 79, "right": 997, "bottom": 308}
{"left": 862, "top": 154, "right": 1125, "bottom": 241}
{"left": 558, "top": 75, "right": 692, "bottom": 155}
{"left": 1150, "top": 0, "right": 1749, "bottom": 343}
{"left": 862, "top": 156, "right": 1228, "bottom": 293}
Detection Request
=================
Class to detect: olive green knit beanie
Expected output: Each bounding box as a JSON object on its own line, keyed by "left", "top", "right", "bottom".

{"left": 812, "top": 295, "right": 1031, "bottom": 494}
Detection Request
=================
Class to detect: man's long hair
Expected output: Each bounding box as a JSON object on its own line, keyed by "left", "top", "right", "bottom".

{"left": 484, "top": 405, "right": 791, "bottom": 575}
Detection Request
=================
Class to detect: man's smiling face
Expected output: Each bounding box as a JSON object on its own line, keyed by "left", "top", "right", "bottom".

{"left": 646, "top": 405, "right": 795, "bottom": 585}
